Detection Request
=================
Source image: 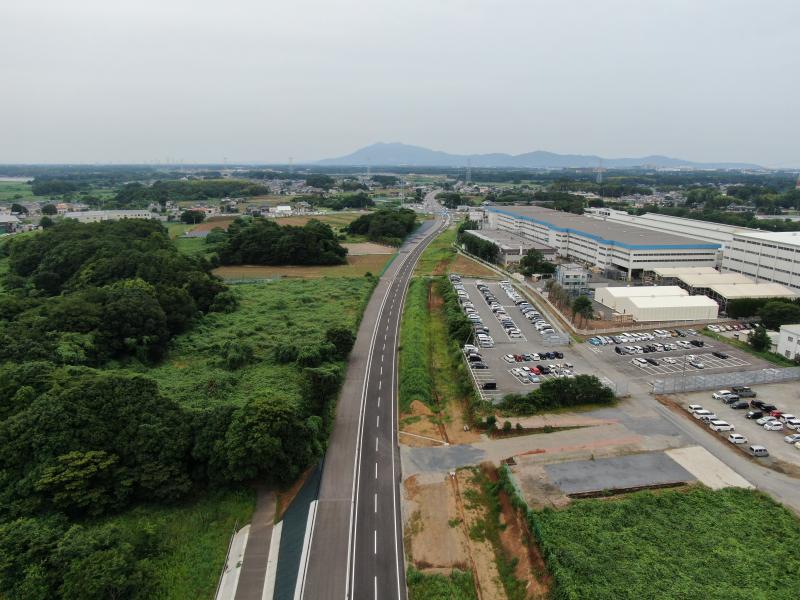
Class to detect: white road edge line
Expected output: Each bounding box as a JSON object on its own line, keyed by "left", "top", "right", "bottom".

{"left": 294, "top": 500, "right": 318, "bottom": 600}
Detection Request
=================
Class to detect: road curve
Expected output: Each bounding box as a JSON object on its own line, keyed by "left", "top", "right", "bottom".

{"left": 303, "top": 194, "right": 448, "bottom": 599}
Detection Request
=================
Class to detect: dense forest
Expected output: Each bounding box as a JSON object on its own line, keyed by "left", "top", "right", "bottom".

{"left": 345, "top": 207, "right": 417, "bottom": 245}
{"left": 0, "top": 219, "right": 233, "bottom": 364}
{"left": 0, "top": 219, "right": 362, "bottom": 598}
{"left": 112, "top": 179, "right": 269, "bottom": 208}
{"left": 216, "top": 218, "right": 348, "bottom": 265}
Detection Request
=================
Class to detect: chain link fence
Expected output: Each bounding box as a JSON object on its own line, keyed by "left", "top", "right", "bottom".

{"left": 652, "top": 367, "right": 800, "bottom": 394}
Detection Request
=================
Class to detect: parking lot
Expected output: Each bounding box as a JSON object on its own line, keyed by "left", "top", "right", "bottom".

{"left": 585, "top": 329, "right": 769, "bottom": 381}
{"left": 673, "top": 381, "right": 800, "bottom": 466}
{"left": 452, "top": 275, "right": 574, "bottom": 401}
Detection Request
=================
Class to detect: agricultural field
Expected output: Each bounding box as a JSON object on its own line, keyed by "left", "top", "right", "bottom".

{"left": 214, "top": 254, "right": 393, "bottom": 280}
{"left": 128, "top": 277, "right": 376, "bottom": 409}
{"left": 99, "top": 488, "right": 255, "bottom": 599}
{"left": 530, "top": 487, "right": 800, "bottom": 599}
{"left": 0, "top": 180, "right": 34, "bottom": 202}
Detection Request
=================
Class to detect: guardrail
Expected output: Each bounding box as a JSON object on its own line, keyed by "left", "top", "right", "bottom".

{"left": 213, "top": 519, "right": 240, "bottom": 600}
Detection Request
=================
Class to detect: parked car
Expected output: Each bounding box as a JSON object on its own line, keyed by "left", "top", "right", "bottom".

{"left": 709, "top": 420, "right": 735, "bottom": 432}
{"left": 711, "top": 351, "right": 729, "bottom": 359}
{"left": 748, "top": 445, "right": 769, "bottom": 457}
{"left": 746, "top": 410, "right": 763, "bottom": 420}
{"left": 470, "top": 362, "right": 489, "bottom": 369}
{"left": 764, "top": 421, "right": 784, "bottom": 431}
{"left": 729, "top": 401, "right": 749, "bottom": 409}
{"left": 785, "top": 419, "right": 800, "bottom": 431}
{"left": 712, "top": 390, "right": 735, "bottom": 400}
{"left": 757, "top": 415, "right": 777, "bottom": 425}
{"left": 688, "top": 404, "right": 705, "bottom": 414}
{"left": 731, "top": 386, "right": 756, "bottom": 398}
{"left": 692, "top": 409, "right": 716, "bottom": 421}
{"left": 728, "top": 433, "right": 748, "bottom": 445}
{"left": 783, "top": 434, "right": 800, "bottom": 444}
{"left": 646, "top": 357, "right": 659, "bottom": 366}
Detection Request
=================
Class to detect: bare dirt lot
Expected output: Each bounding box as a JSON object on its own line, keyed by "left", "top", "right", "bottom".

{"left": 342, "top": 242, "right": 394, "bottom": 255}
{"left": 189, "top": 216, "right": 237, "bottom": 232}
{"left": 445, "top": 255, "right": 498, "bottom": 278}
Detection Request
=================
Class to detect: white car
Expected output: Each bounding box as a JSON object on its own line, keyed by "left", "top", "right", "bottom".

{"left": 712, "top": 390, "right": 734, "bottom": 400}
{"left": 689, "top": 359, "right": 705, "bottom": 369}
{"left": 783, "top": 433, "right": 800, "bottom": 444}
{"left": 708, "top": 325, "right": 721, "bottom": 332}
{"left": 503, "top": 354, "right": 516, "bottom": 363}
{"left": 785, "top": 419, "right": 800, "bottom": 431}
{"left": 728, "top": 433, "right": 748, "bottom": 445}
{"left": 663, "top": 357, "right": 677, "bottom": 364}
{"left": 764, "top": 421, "right": 784, "bottom": 431}
{"left": 709, "top": 420, "right": 735, "bottom": 432}
{"left": 779, "top": 414, "right": 797, "bottom": 423}
{"left": 688, "top": 404, "right": 705, "bottom": 414}
{"left": 757, "top": 415, "right": 777, "bottom": 425}
{"left": 692, "top": 410, "right": 717, "bottom": 422}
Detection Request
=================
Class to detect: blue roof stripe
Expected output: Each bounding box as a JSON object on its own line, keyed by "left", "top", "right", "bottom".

{"left": 488, "top": 207, "right": 721, "bottom": 251}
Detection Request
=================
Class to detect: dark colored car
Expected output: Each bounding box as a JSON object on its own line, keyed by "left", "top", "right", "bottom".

{"left": 646, "top": 357, "right": 659, "bottom": 366}
{"left": 470, "top": 362, "right": 489, "bottom": 369}
{"left": 745, "top": 410, "right": 763, "bottom": 419}
{"left": 690, "top": 339, "right": 704, "bottom": 347}
{"left": 731, "top": 401, "right": 750, "bottom": 409}
{"left": 615, "top": 346, "right": 625, "bottom": 354}
{"left": 712, "top": 351, "right": 729, "bottom": 359}
{"left": 722, "top": 395, "right": 741, "bottom": 404}
{"left": 481, "top": 381, "right": 497, "bottom": 390}
{"left": 545, "top": 352, "right": 556, "bottom": 359}
{"left": 523, "top": 353, "right": 534, "bottom": 361}
{"left": 554, "top": 351, "right": 564, "bottom": 359}
{"left": 643, "top": 346, "right": 651, "bottom": 353}
{"left": 751, "top": 400, "right": 777, "bottom": 412}
{"left": 467, "top": 354, "right": 483, "bottom": 362}
{"left": 732, "top": 386, "right": 756, "bottom": 398}
{"left": 537, "top": 365, "right": 551, "bottom": 374}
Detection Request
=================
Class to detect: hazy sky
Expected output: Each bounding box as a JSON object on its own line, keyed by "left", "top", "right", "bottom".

{"left": 2, "top": 0, "right": 798, "bottom": 166}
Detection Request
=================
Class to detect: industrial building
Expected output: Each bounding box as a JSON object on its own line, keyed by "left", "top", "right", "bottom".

{"left": 62, "top": 210, "right": 159, "bottom": 223}
{"left": 462, "top": 229, "right": 556, "bottom": 264}
{"left": 487, "top": 206, "right": 719, "bottom": 278}
{"left": 721, "top": 230, "right": 800, "bottom": 292}
{"left": 777, "top": 324, "right": 800, "bottom": 361}
{"left": 705, "top": 282, "right": 797, "bottom": 311}
{"left": 595, "top": 285, "right": 719, "bottom": 322}
{"left": 584, "top": 207, "right": 748, "bottom": 255}
{"left": 555, "top": 263, "right": 589, "bottom": 292}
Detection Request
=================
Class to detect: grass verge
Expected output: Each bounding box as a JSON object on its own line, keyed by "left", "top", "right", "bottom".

{"left": 407, "top": 567, "right": 477, "bottom": 600}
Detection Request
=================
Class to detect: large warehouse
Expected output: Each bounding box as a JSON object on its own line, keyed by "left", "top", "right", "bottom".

{"left": 487, "top": 206, "right": 719, "bottom": 278}
{"left": 721, "top": 230, "right": 800, "bottom": 292}
{"left": 462, "top": 229, "right": 556, "bottom": 264}
{"left": 595, "top": 286, "right": 719, "bottom": 322}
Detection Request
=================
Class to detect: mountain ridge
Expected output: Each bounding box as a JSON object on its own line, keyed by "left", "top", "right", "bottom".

{"left": 315, "top": 142, "right": 762, "bottom": 170}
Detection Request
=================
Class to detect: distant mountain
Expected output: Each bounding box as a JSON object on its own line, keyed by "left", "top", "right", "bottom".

{"left": 315, "top": 142, "right": 762, "bottom": 170}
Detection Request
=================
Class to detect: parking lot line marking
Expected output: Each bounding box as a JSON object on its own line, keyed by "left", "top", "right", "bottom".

{"left": 377, "top": 415, "right": 380, "bottom": 428}
{"left": 374, "top": 493, "right": 377, "bottom": 513}
{"left": 375, "top": 462, "right": 377, "bottom": 478}
{"left": 374, "top": 530, "right": 376, "bottom": 554}
{"left": 377, "top": 396, "right": 380, "bottom": 407}
{"left": 379, "top": 380, "right": 382, "bottom": 391}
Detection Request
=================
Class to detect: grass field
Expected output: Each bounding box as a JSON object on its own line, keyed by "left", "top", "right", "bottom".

{"left": 530, "top": 487, "right": 800, "bottom": 599}
{"left": 271, "top": 212, "right": 364, "bottom": 228}
{"left": 414, "top": 226, "right": 496, "bottom": 277}
{"left": 398, "top": 278, "right": 433, "bottom": 411}
{"left": 0, "top": 180, "right": 34, "bottom": 202}
{"left": 214, "top": 254, "right": 393, "bottom": 280}
{"left": 100, "top": 488, "right": 255, "bottom": 599}
{"left": 128, "top": 277, "right": 376, "bottom": 409}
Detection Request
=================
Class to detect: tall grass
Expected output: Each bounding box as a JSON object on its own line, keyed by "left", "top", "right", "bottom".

{"left": 407, "top": 566, "right": 477, "bottom": 600}
{"left": 398, "top": 278, "right": 433, "bottom": 411}
{"left": 414, "top": 226, "right": 457, "bottom": 275}
{"left": 528, "top": 485, "right": 800, "bottom": 600}
{"left": 100, "top": 488, "right": 256, "bottom": 599}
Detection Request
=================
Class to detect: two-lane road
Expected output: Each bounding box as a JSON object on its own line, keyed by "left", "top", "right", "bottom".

{"left": 303, "top": 194, "right": 448, "bottom": 599}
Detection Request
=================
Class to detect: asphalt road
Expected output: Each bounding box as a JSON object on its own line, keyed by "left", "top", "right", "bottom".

{"left": 302, "top": 193, "right": 448, "bottom": 599}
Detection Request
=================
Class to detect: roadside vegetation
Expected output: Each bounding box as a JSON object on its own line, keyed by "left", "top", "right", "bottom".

{"left": 345, "top": 207, "right": 417, "bottom": 246}
{"left": 407, "top": 567, "right": 477, "bottom": 600}
{"left": 500, "top": 375, "right": 614, "bottom": 415}
{"left": 497, "top": 465, "right": 800, "bottom": 600}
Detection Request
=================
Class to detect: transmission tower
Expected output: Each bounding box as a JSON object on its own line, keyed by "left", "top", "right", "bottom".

{"left": 466, "top": 158, "right": 472, "bottom": 184}
{"left": 595, "top": 159, "right": 605, "bottom": 184}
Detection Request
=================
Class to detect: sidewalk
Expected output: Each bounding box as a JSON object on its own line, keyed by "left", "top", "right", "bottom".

{"left": 233, "top": 487, "right": 277, "bottom": 600}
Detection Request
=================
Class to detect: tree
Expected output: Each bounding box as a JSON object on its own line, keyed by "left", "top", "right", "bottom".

{"left": 305, "top": 174, "right": 335, "bottom": 190}
{"left": 758, "top": 300, "right": 800, "bottom": 330}
{"left": 39, "top": 216, "right": 54, "bottom": 229}
{"left": 571, "top": 295, "right": 594, "bottom": 326}
{"left": 180, "top": 210, "right": 205, "bottom": 224}
{"left": 10, "top": 203, "right": 27, "bottom": 215}
{"left": 748, "top": 326, "right": 771, "bottom": 351}
{"left": 519, "top": 249, "right": 555, "bottom": 276}
{"left": 326, "top": 326, "right": 356, "bottom": 359}
{"left": 41, "top": 204, "right": 57, "bottom": 215}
